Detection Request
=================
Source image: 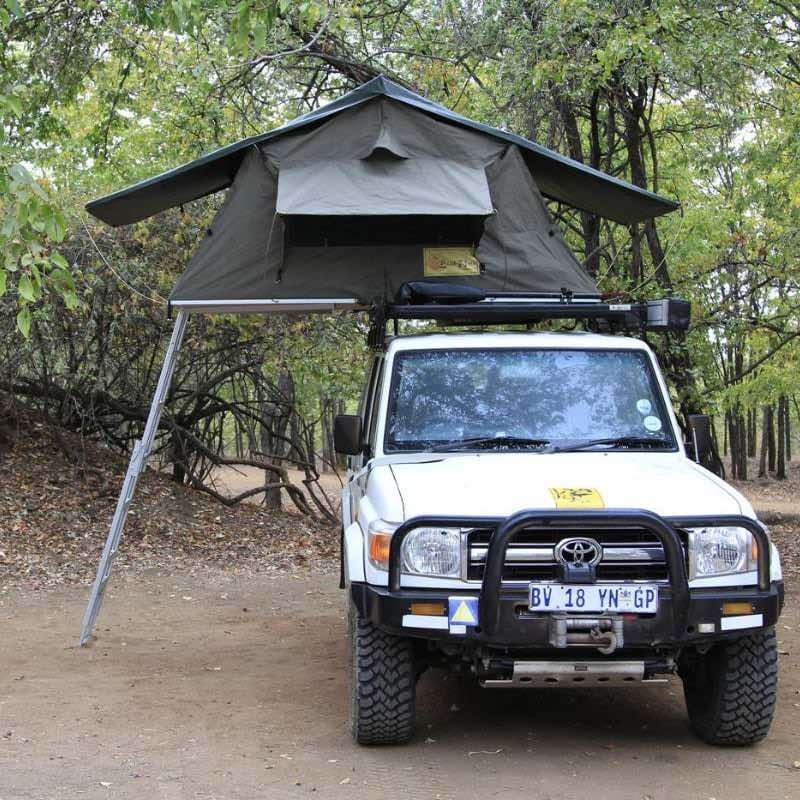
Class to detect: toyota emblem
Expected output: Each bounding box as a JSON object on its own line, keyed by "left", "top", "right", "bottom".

{"left": 555, "top": 537, "right": 602, "bottom": 567}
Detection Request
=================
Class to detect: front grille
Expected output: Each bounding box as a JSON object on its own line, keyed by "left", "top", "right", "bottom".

{"left": 466, "top": 527, "right": 683, "bottom": 583}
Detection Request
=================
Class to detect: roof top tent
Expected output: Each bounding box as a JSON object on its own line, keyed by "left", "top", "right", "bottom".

{"left": 79, "top": 76, "right": 682, "bottom": 645}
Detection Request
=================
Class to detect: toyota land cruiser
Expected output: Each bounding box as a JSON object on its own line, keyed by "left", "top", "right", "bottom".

{"left": 336, "top": 329, "right": 783, "bottom": 746}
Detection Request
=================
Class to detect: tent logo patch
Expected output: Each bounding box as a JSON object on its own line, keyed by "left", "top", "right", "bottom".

{"left": 448, "top": 597, "right": 479, "bottom": 626}
{"left": 423, "top": 247, "right": 480, "bottom": 277}
{"left": 549, "top": 487, "right": 605, "bottom": 509}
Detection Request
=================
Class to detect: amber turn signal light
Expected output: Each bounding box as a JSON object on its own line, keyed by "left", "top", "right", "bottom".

{"left": 722, "top": 601, "right": 754, "bottom": 616}
{"left": 369, "top": 532, "right": 392, "bottom": 566}
{"left": 410, "top": 602, "right": 446, "bottom": 617}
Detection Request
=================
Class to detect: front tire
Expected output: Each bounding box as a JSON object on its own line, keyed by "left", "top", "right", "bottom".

{"left": 680, "top": 628, "right": 778, "bottom": 745}
{"left": 348, "top": 603, "right": 416, "bottom": 745}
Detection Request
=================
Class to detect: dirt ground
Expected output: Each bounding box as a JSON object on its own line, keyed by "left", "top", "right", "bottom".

{"left": 207, "top": 465, "right": 344, "bottom": 516}
{"left": 2, "top": 426, "right": 800, "bottom": 799}
{"left": 728, "top": 458, "right": 800, "bottom": 524}
{"left": 1, "top": 574, "right": 798, "bottom": 800}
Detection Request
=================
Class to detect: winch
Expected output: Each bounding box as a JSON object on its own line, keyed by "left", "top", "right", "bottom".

{"left": 549, "top": 614, "right": 624, "bottom": 654}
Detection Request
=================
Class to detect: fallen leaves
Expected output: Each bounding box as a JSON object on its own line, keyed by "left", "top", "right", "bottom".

{"left": 0, "top": 422, "right": 338, "bottom": 589}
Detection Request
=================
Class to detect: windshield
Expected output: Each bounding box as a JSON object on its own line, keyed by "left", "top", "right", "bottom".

{"left": 385, "top": 348, "right": 676, "bottom": 452}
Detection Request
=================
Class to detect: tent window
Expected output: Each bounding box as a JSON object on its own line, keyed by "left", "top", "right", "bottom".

{"left": 275, "top": 156, "right": 493, "bottom": 248}
{"left": 282, "top": 214, "right": 486, "bottom": 247}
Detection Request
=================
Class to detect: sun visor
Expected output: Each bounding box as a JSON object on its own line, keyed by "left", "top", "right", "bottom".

{"left": 275, "top": 155, "right": 493, "bottom": 247}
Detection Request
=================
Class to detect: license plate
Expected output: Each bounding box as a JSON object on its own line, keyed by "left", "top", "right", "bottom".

{"left": 528, "top": 583, "right": 659, "bottom": 613}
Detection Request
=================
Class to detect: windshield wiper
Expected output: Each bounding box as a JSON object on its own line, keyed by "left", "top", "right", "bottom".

{"left": 430, "top": 436, "right": 551, "bottom": 453}
{"left": 551, "top": 436, "right": 671, "bottom": 453}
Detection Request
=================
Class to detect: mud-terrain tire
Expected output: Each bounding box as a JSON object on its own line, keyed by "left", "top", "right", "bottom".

{"left": 681, "top": 628, "right": 778, "bottom": 745}
{"left": 348, "top": 604, "right": 416, "bottom": 745}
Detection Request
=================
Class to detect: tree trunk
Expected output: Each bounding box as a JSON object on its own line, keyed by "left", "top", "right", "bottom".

{"left": 320, "top": 395, "right": 333, "bottom": 470}
{"left": 759, "top": 406, "right": 769, "bottom": 478}
{"left": 747, "top": 408, "right": 757, "bottom": 458}
{"left": 335, "top": 398, "right": 347, "bottom": 468}
{"left": 235, "top": 423, "right": 243, "bottom": 460}
{"left": 767, "top": 405, "right": 776, "bottom": 473}
{"left": 737, "top": 411, "right": 747, "bottom": 480}
{"left": 552, "top": 85, "right": 601, "bottom": 277}
{"left": 723, "top": 409, "right": 729, "bottom": 457}
{"left": 728, "top": 412, "right": 739, "bottom": 480}
{"left": 260, "top": 368, "right": 295, "bottom": 510}
{"left": 776, "top": 397, "right": 787, "bottom": 479}
{"left": 784, "top": 396, "right": 791, "bottom": 463}
{"left": 171, "top": 429, "right": 186, "bottom": 484}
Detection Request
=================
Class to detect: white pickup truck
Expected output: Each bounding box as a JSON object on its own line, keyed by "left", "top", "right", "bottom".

{"left": 336, "top": 330, "right": 783, "bottom": 746}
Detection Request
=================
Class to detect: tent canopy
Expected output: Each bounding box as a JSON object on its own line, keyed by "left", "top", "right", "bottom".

{"left": 87, "top": 76, "right": 678, "bottom": 227}
{"left": 86, "top": 77, "right": 681, "bottom": 310}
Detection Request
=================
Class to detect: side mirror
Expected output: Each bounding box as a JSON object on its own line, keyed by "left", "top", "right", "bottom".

{"left": 334, "top": 414, "right": 363, "bottom": 456}
{"left": 687, "top": 414, "right": 715, "bottom": 469}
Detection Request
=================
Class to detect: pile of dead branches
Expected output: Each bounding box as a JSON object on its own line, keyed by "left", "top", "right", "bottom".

{"left": 0, "top": 222, "right": 366, "bottom": 523}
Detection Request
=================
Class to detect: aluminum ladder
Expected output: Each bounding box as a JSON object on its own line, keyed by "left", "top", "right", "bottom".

{"left": 79, "top": 311, "right": 187, "bottom": 645}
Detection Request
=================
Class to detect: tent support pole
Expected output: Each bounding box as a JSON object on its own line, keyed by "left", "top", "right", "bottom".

{"left": 79, "top": 311, "right": 189, "bottom": 646}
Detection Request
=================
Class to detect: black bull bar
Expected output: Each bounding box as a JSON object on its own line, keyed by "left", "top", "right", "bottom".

{"left": 388, "top": 509, "right": 771, "bottom": 637}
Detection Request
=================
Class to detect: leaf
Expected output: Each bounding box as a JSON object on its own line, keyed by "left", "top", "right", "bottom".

{"left": 8, "top": 163, "right": 31, "bottom": 184}
{"left": 16, "top": 306, "right": 31, "bottom": 338}
{"left": 44, "top": 213, "right": 66, "bottom": 243}
{"left": 17, "top": 275, "right": 36, "bottom": 302}
{"left": 252, "top": 21, "right": 267, "bottom": 51}
{"left": 5, "top": 93, "right": 22, "bottom": 116}
{"left": 0, "top": 269, "right": 6, "bottom": 297}
{"left": 51, "top": 252, "right": 69, "bottom": 270}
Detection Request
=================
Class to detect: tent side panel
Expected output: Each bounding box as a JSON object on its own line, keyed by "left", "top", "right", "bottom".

{"left": 170, "top": 148, "right": 279, "bottom": 302}
{"left": 477, "top": 145, "right": 598, "bottom": 295}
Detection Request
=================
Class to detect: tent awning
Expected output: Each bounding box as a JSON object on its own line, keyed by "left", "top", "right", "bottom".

{"left": 86, "top": 76, "right": 679, "bottom": 227}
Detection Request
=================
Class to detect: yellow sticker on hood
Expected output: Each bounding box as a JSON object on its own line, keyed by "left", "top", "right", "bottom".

{"left": 549, "top": 487, "right": 605, "bottom": 509}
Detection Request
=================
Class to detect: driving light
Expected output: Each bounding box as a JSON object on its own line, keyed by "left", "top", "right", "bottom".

{"left": 401, "top": 527, "right": 462, "bottom": 577}
{"left": 687, "top": 527, "right": 756, "bottom": 580}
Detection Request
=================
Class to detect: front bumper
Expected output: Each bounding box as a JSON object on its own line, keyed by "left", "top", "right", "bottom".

{"left": 351, "top": 509, "right": 783, "bottom": 649}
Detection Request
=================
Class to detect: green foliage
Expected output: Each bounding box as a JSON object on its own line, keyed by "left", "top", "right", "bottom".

{"left": 1, "top": 0, "right": 799, "bottom": 434}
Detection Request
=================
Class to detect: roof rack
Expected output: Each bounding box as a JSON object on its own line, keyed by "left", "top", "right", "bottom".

{"left": 368, "top": 289, "right": 690, "bottom": 349}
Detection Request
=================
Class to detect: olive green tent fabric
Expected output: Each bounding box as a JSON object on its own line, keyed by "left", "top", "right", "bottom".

{"left": 170, "top": 98, "right": 598, "bottom": 304}
{"left": 474, "top": 146, "right": 597, "bottom": 295}
{"left": 169, "top": 148, "right": 280, "bottom": 303}
{"left": 88, "top": 79, "right": 682, "bottom": 309}
{"left": 87, "top": 76, "right": 679, "bottom": 226}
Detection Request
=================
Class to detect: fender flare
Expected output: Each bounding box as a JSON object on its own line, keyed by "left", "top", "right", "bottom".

{"left": 342, "top": 520, "right": 366, "bottom": 585}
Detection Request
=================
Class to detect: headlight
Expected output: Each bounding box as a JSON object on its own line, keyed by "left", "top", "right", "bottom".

{"left": 687, "top": 526, "right": 757, "bottom": 580}
{"left": 401, "top": 527, "right": 462, "bottom": 578}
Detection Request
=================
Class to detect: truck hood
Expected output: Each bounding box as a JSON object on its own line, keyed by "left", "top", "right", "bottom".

{"left": 387, "top": 452, "right": 751, "bottom": 520}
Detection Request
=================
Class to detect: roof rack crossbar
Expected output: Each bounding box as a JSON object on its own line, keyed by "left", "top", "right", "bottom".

{"left": 385, "top": 300, "right": 646, "bottom": 326}
{"left": 366, "top": 297, "right": 689, "bottom": 349}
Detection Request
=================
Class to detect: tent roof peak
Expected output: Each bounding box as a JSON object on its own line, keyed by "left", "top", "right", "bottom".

{"left": 86, "top": 77, "right": 679, "bottom": 227}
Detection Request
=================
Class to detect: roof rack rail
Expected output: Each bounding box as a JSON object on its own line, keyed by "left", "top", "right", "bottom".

{"left": 368, "top": 291, "right": 690, "bottom": 349}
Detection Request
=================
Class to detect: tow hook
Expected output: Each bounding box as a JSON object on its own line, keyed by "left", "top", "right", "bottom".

{"left": 549, "top": 615, "right": 624, "bottom": 654}
{"left": 591, "top": 627, "right": 618, "bottom": 655}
